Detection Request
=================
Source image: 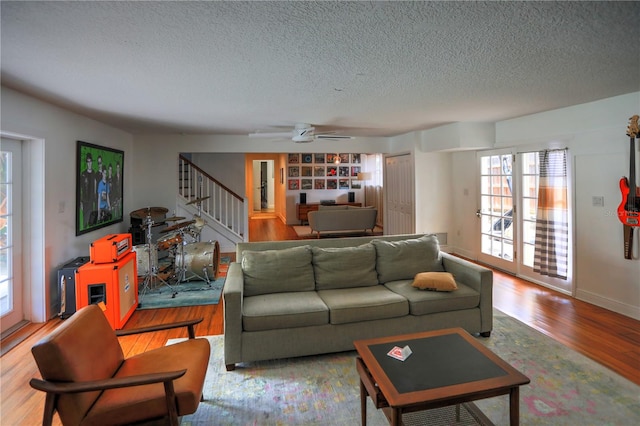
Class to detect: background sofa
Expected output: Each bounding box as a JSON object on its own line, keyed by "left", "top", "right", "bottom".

{"left": 223, "top": 234, "right": 493, "bottom": 370}
{"left": 307, "top": 205, "right": 377, "bottom": 237}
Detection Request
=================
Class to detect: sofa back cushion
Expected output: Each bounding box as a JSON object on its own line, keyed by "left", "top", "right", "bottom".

{"left": 312, "top": 243, "right": 378, "bottom": 290}
{"left": 242, "top": 245, "right": 315, "bottom": 296}
{"left": 372, "top": 235, "right": 444, "bottom": 283}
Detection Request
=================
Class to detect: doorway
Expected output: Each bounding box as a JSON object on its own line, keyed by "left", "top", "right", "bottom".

{"left": 252, "top": 160, "right": 274, "bottom": 213}
{"left": 477, "top": 148, "right": 573, "bottom": 294}
{"left": 1, "top": 138, "right": 24, "bottom": 334}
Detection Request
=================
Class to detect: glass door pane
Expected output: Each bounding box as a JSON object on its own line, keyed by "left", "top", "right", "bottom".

{"left": 478, "top": 151, "right": 515, "bottom": 273}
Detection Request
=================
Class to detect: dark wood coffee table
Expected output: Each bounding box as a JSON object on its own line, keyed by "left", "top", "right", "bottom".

{"left": 354, "top": 328, "right": 530, "bottom": 426}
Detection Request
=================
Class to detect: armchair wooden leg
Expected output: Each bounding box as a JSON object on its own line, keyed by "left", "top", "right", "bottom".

{"left": 480, "top": 331, "right": 491, "bottom": 337}
{"left": 163, "top": 381, "right": 180, "bottom": 426}
{"left": 225, "top": 364, "right": 236, "bottom": 371}
{"left": 42, "top": 393, "right": 58, "bottom": 426}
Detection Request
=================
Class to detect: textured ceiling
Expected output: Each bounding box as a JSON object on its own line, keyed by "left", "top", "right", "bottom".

{"left": 1, "top": 1, "right": 639, "bottom": 137}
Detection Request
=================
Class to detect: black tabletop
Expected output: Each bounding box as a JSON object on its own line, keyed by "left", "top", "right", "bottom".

{"left": 368, "top": 333, "right": 508, "bottom": 394}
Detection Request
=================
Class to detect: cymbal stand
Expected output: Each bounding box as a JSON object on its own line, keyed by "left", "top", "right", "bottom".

{"left": 138, "top": 212, "right": 178, "bottom": 300}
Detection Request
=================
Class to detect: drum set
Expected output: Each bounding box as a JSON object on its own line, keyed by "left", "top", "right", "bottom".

{"left": 131, "top": 199, "right": 220, "bottom": 298}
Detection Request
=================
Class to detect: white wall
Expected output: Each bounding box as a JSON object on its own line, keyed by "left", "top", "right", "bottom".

{"left": 1, "top": 86, "right": 134, "bottom": 320}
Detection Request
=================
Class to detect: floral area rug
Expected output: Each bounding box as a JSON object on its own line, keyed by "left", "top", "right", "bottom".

{"left": 172, "top": 309, "right": 640, "bottom": 425}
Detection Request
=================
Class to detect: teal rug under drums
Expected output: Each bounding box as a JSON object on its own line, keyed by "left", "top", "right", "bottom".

{"left": 172, "top": 309, "right": 640, "bottom": 425}
{"left": 137, "top": 278, "right": 225, "bottom": 309}
{"left": 137, "top": 257, "right": 229, "bottom": 309}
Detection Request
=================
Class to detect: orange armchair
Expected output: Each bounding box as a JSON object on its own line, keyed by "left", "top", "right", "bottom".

{"left": 29, "top": 304, "right": 210, "bottom": 426}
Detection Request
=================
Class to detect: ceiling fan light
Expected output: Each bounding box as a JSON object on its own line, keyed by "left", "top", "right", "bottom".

{"left": 292, "top": 134, "right": 314, "bottom": 143}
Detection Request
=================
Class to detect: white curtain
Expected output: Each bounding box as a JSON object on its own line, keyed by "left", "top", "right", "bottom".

{"left": 533, "top": 149, "right": 569, "bottom": 279}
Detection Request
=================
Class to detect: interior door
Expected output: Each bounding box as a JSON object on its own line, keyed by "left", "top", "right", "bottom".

{"left": 477, "top": 150, "right": 516, "bottom": 273}
{"left": 1, "top": 138, "right": 24, "bottom": 334}
{"left": 385, "top": 154, "right": 414, "bottom": 235}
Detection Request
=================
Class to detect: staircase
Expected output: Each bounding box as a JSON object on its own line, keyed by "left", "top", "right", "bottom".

{"left": 178, "top": 155, "right": 247, "bottom": 250}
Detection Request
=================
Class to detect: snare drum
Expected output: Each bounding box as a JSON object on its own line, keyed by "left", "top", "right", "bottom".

{"left": 133, "top": 244, "right": 157, "bottom": 276}
{"left": 157, "top": 232, "right": 182, "bottom": 251}
{"left": 175, "top": 241, "right": 220, "bottom": 280}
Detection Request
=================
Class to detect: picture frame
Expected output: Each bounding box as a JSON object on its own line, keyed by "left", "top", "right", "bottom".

{"left": 327, "top": 179, "right": 338, "bottom": 190}
{"left": 314, "top": 153, "right": 325, "bottom": 163}
{"left": 288, "top": 179, "right": 300, "bottom": 190}
{"left": 76, "top": 140, "right": 124, "bottom": 236}
{"left": 339, "top": 179, "right": 350, "bottom": 189}
{"left": 351, "top": 179, "right": 362, "bottom": 189}
{"left": 301, "top": 178, "right": 313, "bottom": 190}
{"left": 302, "top": 153, "right": 313, "bottom": 163}
{"left": 314, "top": 179, "right": 325, "bottom": 189}
{"left": 351, "top": 153, "right": 361, "bottom": 163}
{"left": 288, "top": 166, "right": 300, "bottom": 177}
{"left": 288, "top": 153, "right": 300, "bottom": 163}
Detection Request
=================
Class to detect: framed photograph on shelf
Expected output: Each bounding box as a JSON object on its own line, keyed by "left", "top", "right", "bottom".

{"left": 314, "top": 153, "right": 325, "bottom": 163}
{"left": 339, "top": 153, "right": 350, "bottom": 164}
{"left": 351, "top": 166, "right": 361, "bottom": 176}
{"left": 314, "top": 179, "right": 325, "bottom": 189}
{"left": 314, "top": 166, "right": 325, "bottom": 177}
{"left": 351, "top": 153, "right": 361, "bottom": 163}
{"left": 76, "top": 140, "right": 124, "bottom": 236}
{"left": 302, "top": 153, "right": 313, "bottom": 163}
{"left": 327, "top": 179, "right": 338, "bottom": 190}
{"left": 301, "top": 179, "right": 313, "bottom": 190}
{"left": 326, "top": 153, "right": 338, "bottom": 164}
{"left": 339, "top": 166, "right": 350, "bottom": 177}
{"left": 339, "top": 179, "right": 350, "bottom": 189}
{"left": 326, "top": 166, "right": 338, "bottom": 176}
{"left": 288, "top": 179, "right": 300, "bottom": 190}
{"left": 351, "top": 179, "right": 362, "bottom": 189}
{"left": 288, "top": 166, "right": 300, "bottom": 177}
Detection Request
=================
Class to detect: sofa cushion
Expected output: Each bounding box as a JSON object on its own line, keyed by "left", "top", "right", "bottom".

{"left": 312, "top": 243, "right": 378, "bottom": 290}
{"left": 412, "top": 272, "right": 458, "bottom": 291}
{"left": 372, "top": 235, "right": 444, "bottom": 283}
{"left": 241, "top": 246, "right": 315, "bottom": 297}
{"left": 384, "top": 280, "right": 480, "bottom": 316}
{"left": 317, "top": 286, "right": 409, "bottom": 324}
{"left": 243, "top": 292, "right": 329, "bottom": 332}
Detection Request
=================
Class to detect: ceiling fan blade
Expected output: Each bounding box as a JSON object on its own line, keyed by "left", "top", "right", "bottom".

{"left": 248, "top": 132, "right": 292, "bottom": 138}
{"left": 315, "top": 134, "right": 354, "bottom": 140}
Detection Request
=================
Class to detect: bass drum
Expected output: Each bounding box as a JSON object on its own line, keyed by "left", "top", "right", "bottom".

{"left": 176, "top": 241, "right": 220, "bottom": 280}
{"left": 133, "top": 244, "right": 157, "bottom": 276}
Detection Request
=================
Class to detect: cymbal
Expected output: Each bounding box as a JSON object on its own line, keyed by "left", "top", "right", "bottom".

{"left": 186, "top": 196, "right": 211, "bottom": 205}
{"left": 130, "top": 206, "right": 168, "bottom": 220}
{"left": 160, "top": 220, "right": 196, "bottom": 234}
{"left": 164, "top": 216, "right": 186, "bottom": 222}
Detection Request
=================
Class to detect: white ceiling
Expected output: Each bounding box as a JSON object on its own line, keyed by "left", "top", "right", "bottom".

{"left": 2, "top": 1, "right": 639, "bottom": 137}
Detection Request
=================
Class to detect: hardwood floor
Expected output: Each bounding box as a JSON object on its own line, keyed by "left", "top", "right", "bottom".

{"left": 1, "top": 217, "right": 639, "bottom": 425}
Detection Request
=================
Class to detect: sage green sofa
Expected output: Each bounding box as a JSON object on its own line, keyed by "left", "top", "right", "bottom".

{"left": 223, "top": 234, "right": 492, "bottom": 371}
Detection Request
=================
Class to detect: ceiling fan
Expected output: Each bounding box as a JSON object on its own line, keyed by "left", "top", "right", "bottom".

{"left": 248, "top": 123, "right": 354, "bottom": 143}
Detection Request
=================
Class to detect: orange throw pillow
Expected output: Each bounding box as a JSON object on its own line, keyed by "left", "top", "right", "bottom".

{"left": 411, "top": 272, "right": 458, "bottom": 292}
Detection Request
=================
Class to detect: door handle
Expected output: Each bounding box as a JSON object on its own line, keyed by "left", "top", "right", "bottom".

{"left": 476, "top": 209, "right": 482, "bottom": 218}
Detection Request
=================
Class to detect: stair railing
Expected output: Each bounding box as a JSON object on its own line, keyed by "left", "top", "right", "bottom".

{"left": 178, "top": 155, "right": 246, "bottom": 239}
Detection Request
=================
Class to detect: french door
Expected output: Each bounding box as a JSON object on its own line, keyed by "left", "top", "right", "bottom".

{"left": 477, "top": 150, "right": 516, "bottom": 273}
{"left": 477, "top": 148, "right": 573, "bottom": 293}
{"left": 1, "top": 138, "right": 24, "bottom": 334}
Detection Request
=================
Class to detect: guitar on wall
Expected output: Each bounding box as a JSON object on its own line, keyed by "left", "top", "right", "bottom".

{"left": 618, "top": 114, "right": 640, "bottom": 259}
